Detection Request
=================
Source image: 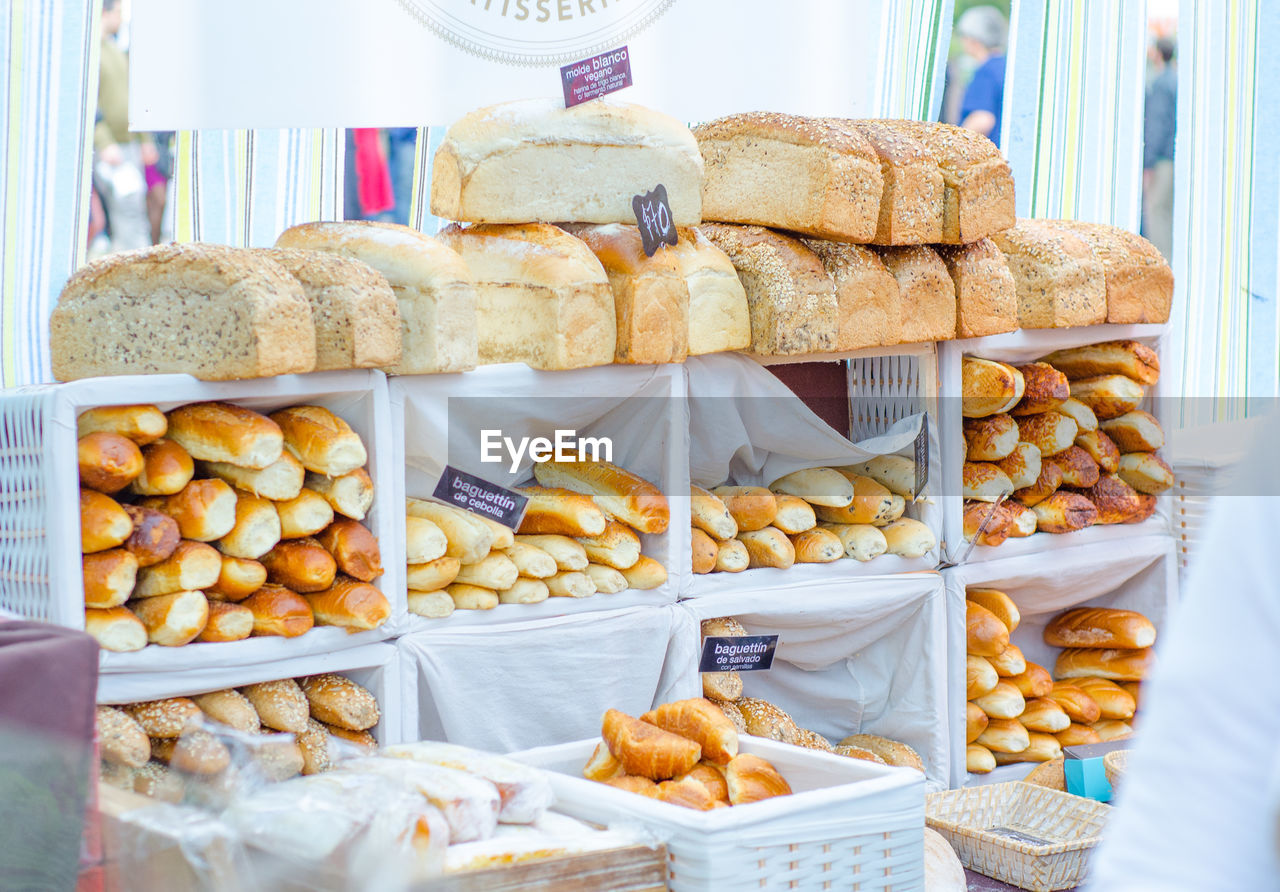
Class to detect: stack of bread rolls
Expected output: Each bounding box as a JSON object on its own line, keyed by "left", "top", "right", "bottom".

{"left": 582, "top": 697, "right": 792, "bottom": 809}
{"left": 966, "top": 590, "right": 1144, "bottom": 775}
{"left": 961, "top": 340, "right": 1168, "bottom": 547}
{"left": 79, "top": 402, "right": 390, "bottom": 652}
{"left": 406, "top": 459, "right": 669, "bottom": 619}
{"left": 98, "top": 672, "right": 380, "bottom": 801}
{"left": 692, "top": 457, "right": 935, "bottom": 575}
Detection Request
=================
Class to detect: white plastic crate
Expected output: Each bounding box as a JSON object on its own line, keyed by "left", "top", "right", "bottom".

{"left": 512, "top": 735, "right": 925, "bottom": 892}
{"left": 0, "top": 370, "right": 402, "bottom": 671}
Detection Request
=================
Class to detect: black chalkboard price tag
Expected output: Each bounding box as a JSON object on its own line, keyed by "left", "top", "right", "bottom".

{"left": 632, "top": 184, "right": 678, "bottom": 256}
{"left": 699, "top": 635, "right": 779, "bottom": 672}
{"left": 913, "top": 410, "right": 930, "bottom": 499}
{"left": 432, "top": 465, "right": 529, "bottom": 530}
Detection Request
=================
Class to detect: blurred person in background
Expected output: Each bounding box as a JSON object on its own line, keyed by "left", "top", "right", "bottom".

{"left": 384, "top": 128, "right": 418, "bottom": 227}
{"left": 93, "top": 0, "right": 155, "bottom": 252}
{"left": 955, "top": 5, "right": 1009, "bottom": 148}
{"left": 146, "top": 132, "right": 174, "bottom": 246}
{"left": 1142, "top": 37, "right": 1177, "bottom": 260}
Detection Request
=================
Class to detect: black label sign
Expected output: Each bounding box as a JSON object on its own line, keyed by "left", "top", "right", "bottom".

{"left": 913, "top": 411, "right": 929, "bottom": 499}
{"left": 699, "top": 635, "right": 779, "bottom": 672}
{"left": 632, "top": 184, "right": 678, "bottom": 256}
{"left": 432, "top": 465, "right": 529, "bottom": 530}
{"left": 561, "top": 45, "right": 634, "bottom": 108}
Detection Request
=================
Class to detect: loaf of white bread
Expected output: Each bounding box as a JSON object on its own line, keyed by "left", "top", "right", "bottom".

{"left": 671, "top": 227, "right": 751, "bottom": 355}
{"left": 430, "top": 98, "right": 704, "bottom": 225}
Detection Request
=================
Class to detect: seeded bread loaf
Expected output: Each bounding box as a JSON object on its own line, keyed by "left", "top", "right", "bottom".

{"left": 875, "top": 246, "right": 957, "bottom": 343}
{"left": 848, "top": 119, "right": 945, "bottom": 245}
{"left": 992, "top": 220, "right": 1107, "bottom": 328}
{"left": 51, "top": 243, "right": 316, "bottom": 382}
{"left": 892, "top": 122, "right": 1015, "bottom": 244}
{"left": 1048, "top": 221, "right": 1174, "bottom": 324}
{"left": 935, "top": 238, "right": 1019, "bottom": 338}
{"left": 694, "top": 112, "right": 882, "bottom": 241}
{"left": 802, "top": 239, "right": 903, "bottom": 350}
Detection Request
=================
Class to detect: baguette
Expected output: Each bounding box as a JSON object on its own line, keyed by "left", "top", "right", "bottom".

{"left": 1008, "top": 663, "right": 1054, "bottom": 699}
{"left": 203, "top": 452, "right": 305, "bottom": 502}
{"left": 544, "top": 570, "right": 596, "bottom": 598}
{"left": 260, "top": 538, "right": 337, "bottom": 593}
{"left": 712, "top": 486, "right": 777, "bottom": 532}
{"left": 975, "top": 718, "right": 1030, "bottom": 754}
{"left": 166, "top": 402, "right": 284, "bottom": 470}
{"left": 815, "top": 474, "right": 893, "bottom": 524}
{"left": 992, "top": 732, "right": 1062, "bottom": 765}
{"left": 988, "top": 643, "right": 1026, "bottom": 677}
{"left": 274, "top": 488, "right": 334, "bottom": 539}
{"left": 966, "top": 702, "right": 989, "bottom": 744}
{"left": 690, "top": 485, "right": 737, "bottom": 540}
{"left": 241, "top": 679, "right": 309, "bottom": 733}
{"left": 448, "top": 583, "right": 500, "bottom": 610}
{"left": 1012, "top": 459, "right": 1063, "bottom": 507}
{"left": 1055, "top": 724, "right": 1102, "bottom": 748}
{"left": 498, "top": 578, "right": 551, "bottom": 604}
{"left": 130, "top": 439, "right": 195, "bottom": 496}
{"left": 1069, "top": 375, "right": 1145, "bottom": 420}
{"left": 967, "top": 655, "right": 999, "bottom": 700}
{"left": 513, "top": 534, "right": 587, "bottom": 571}
{"left": 1044, "top": 445, "right": 1100, "bottom": 489}
{"left": 78, "top": 405, "right": 167, "bottom": 445}
{"left": 961, "top": 358, "right": 1025, "bottom": 418}
{"left": 880, "top": 518, "right": 937, "bottom": 557}
{"left": 195, "top": 601, "right": 254, "bottom": 643}
{"left": 1031, "top": 491, "right": 1099, "bottom": 533}
{"left": 1073, "top": 678, "right": 1137, "bottom": 721}
{"left": 789, "top": 527, "right": 844, "bottom": 563}
{"left": 836, "top": 734, "right": 923, "bottom": 772}
{"left": 768, "top": 467, "right": 854, "bottom": 509}
{"left": 768, "top": 493, "right": 816, "bottom": 535}
{"left": 963, "top": 501, "right": 1013, "bottom": 546}
{"left": 1044, "top": 608, "right": 1156, "bottom": 649}
{"left": 533, "top": 460, "right": 669, "bottom": 534}
{"left": 408, "top": 589, "right": 455, "bottom": 618}
{"left": 1016, "top": 412, "right": 1079, "bottom": 457}
{"left": 576, "top": 521, "right": 642, "bottom": 570}
{"left": 453, "top": 553, "right": 520, "bottom": 590}
{"left": 300, "top": 673, "right": 380, "bottom": 732}
{"left": 967, "top": 743, "right": 996, "bottom": 774}
{"left": 1056, "top": 398, "right": 1099, "bottom": 433}
{"left": 843, "top": 455, "right": 919, "bottom": 499}
{"left": 407, "top": 498, "right": 496, "bottom": 564}
{"left": 496, "top": 541, "right": 556, "bottom": 579}
{"left": 964, "top": 414, "right": 1019, "bottom": 462}
{"left": 963, "top": 462, "right": 1014, "bottom": 501}
{"left": 1020, "top": 698, "right": 1071, "bottom": 734}
{"left": 1047, "top": 682, "right": 1102, "bottom": 724}
{"left": 124, "top": 698, "right": 201, "bottom": 738}
{"left": 297, "top": 719, "right": 335, "bottom": 776}
{"left": 703, "top": 672, "right": 743, "bottom": 702}
{"left": 712, "top": 539, "right": 749, "bottom": 573}
{"left": 1099, "top": 410, "right": 1164, "bottom": 453}
{"left": 517, "top": 486, "right": 608, "bottom": 538}
{"left": 966, "top": 602, "right": 1009, "bottom": 657}
{"left": 972, "top": 681, "right": 1025, "bottom": 720}
{"left": 1011, "top": 363, "right": 1070, "bottom": 416}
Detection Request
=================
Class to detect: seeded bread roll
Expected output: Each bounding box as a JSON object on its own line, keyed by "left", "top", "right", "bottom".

{"left": 875, "top": 245, "right": 956, "bottom": 344}
{"left": 97, "top": 707, "right": 151, "bottom": 767}
{"left": 191, "top": 689, "right": 259, "bottom": 732}
{"left": 837, "top": 734, "right": 924, "bottom": 771}
{"left": 736, "top": 697, "right": 799, "bottom": 744}
{"left": 671, "top": 226, "right": 752, "bottom": 355}
{"left": 296, "top": 718, "right": 335, "bottom": 775}
{"left": 240, "top": 679, "right": 309, "bottom": 734}
{"left": 847, "top": 119, "right": 945, "bottom": 245}
{"left": 936, "top": 238, "right": 1018, "bottom": 338}
{"left": 993, "top": 221, "right": 1108, "bottom": 328}
{"left": 300, "top": 673, "right": 380, "bottom": 731}
{"left": 702, "top": 669, "right": 743, "bottom": 702}
{"left": 125, "top": 698, "right": 201, "bottom": 738}
{"left": 50, "top": 243, "right": 316, "bottom": 382}
{"left": 802, "top": 238, "right": 903, "bottom": 350}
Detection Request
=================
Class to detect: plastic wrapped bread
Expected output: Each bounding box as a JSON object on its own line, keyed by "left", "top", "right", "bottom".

{"left": 342, "top": 757, "right": 500, "bottom": 843}
{"left": 382, "top": 741, "right": 553, "bottom": 825}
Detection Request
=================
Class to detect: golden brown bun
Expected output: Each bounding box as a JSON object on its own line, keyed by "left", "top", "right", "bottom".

{"left": 1073, "top": 677, "right": 1137, "bottom": 720}
{"left": 702, "top": 616, "right": 747, "bottom": 637}
{"left": 993, "top": 731, "right": 1062, "bottom": 765}
{"left": 1055, "top": 723, "right": 1103, "bottom": 747}
{"left": 1079, "top": 474, "right": 1145, "bottom": 524}
{"left": 305, "top": 576, "right": 391, "bottom": 631}
{"left": 315, "top": 519, "right": 382, "bottom": 582}
{"left": 206, "top": 556, "right": 268, "bottom": 602}
{"left": 1016, "top": 412, "right": 1078, "bottom": 457}
{"left": 1045, "top": 445, "right": 1101, "bottom": 489}
{"left": 691, "top": 527, "right": 718, "bottom": 574}
{"left": 966, "top": 601, "right": 1010, "bottom": 657}
{"left": 1045, "top": 608, "right": 1156, "bottom": 649}
{"left": 1117, "top": 452, "right": 1174, "bottom": 495}
{"left": 408, "top": 589, "right": 455, "bottom": 618}
{"left": 966, "top": 588, "right": 1020, "bottom": 633}
{"left": 972, "top": 681, "right": 1025, "bottom": 720}
{"left": 641, "top": 698, "right": 739, "bottom": 765}
{"left": 714, "top": 538, "right": 750, "bottom": 573}
{"left": 122, "top": 506, "right": 181, "bottom": 568}
{"left": 275, "top": 488, "right": 334, "bottom": 539}
{"left": 792, "top": 729, "right": 834, "bottom": 752}
{"left": 834, "top": 744, "right": 886, "bottom": 764}
{"left": 241, "top": 679, "right": 309, "bottom": 733}
{"left": 84, "top": 606, "right": 147, "bottom": 652}
{"left": 297, "top": 718, "right": 335, "bottom": 775}
{"left": 1055, "top": 647, "right": 1155, "bottom": 682}
{"left": 962, "top": 358, "right": 1025, "bottom": 418}
{"left": 963, "top": 501, "right": 1013, "bottom": 547}
{"left": 1099, "top": 409, "right": 1164, "bottom": 453}
{"left": 690, "top": 485, "right": 737, "bottom": 539}
{"left": 1023, "top": 757, "right": 1066, "bottom": 790}
{"left": 78, "top": 405, "right": 167, "bottom": 445}
{"left": 1056, "top": 398, "right": 1099, "bottom": 433}
{"left": 737, "top": 527, "right": 796, "bottom": 569}
{"left": 1032, "top": 491, "right": 1099, "bottom": 533}
{"left": 1068, "top": 375, "right": 1145, "bottom": 420}
{"left": 767, "top": 467, "right": 855, "bottom": 508}
{"left": 151, "top": 730, "right": 230, "bottom": 775}
{"left": 260, "top": 538, "right": 337, "bottom": 593}
{"left": 1008, "top": 663, "right": 1054, "bottom": 699}
{"left": 252, "top": 732, "right": 306, "bottom": 781}
{"left": 964, "top": 414, "right": 1019, "bottom": 462}
{"left": 1092, "top": 720, "right": 1135, "bottom": 742}
{"left": 269, "top": 406, "right": 367, "bottom": 477}
{"left": 195, "top": 601, "right": 254, "bottom": 642}
{"left": 963, "top": 462, "right": 1014, "bottom": 502}
{"left": 881, "top": 518, "right": 938, "bottom": 557}
{"left": 78, "top": 432, "right": 144, "bottom": 493}
{"left": 517, "top": 486, "right": 608, "bottom": 537}
{"left": 769, "top": 493, "right": 817, "bottom": 535}
{"left": 737, "top": 697, "right": 799, "bottom": 744}
{"left": 216, "top": 493, "right": 281, "bottom": 560}
{"left": 191, "top": 689, "right": 259, "bottom": 732}
{"left": 966, "top": 702, "right": 989, "bottom": 743}
{"left": 97, "top": 706, "right": 151, "bottom": 767}
{"left": 300, "top": 673, "right": 380, "bottom": 731}
{"left": 1074, "top": 429, "right": 1121, "bottom": 474}
{"left": 140, "top": 479, "right": 239, "bottom": 542}
{"left": 711, "top": 486, "right": 778, "bottom": 532}
{"left": 406, "top": 556, "right": 461, "bottom": 592}
{"left": 133, "top": 540, "right": 221, "bottom": 598}
{"left": 1042, "top": 340, "right": 1161, "bottom": 384}
{"left": 1019, "top": 698, "right": 1071, "bottom": 733}
{"left": 1012, "top": 459, "right": 1063, "bottom": 507}
{"left": 988, "top": 644, "right": 1027, "bottom": 678}
{"left": 602, "top": 708, "right": 701, "bottom": 780}
{"left": 603, "top": 775, "right": 661, "bottom": 798}
{"left": 966, "top": 743, "right": 996, "bottom": 773}
{"left": 967, "top": 655, "right": 999, "bottom": 699}
{"left": 975, "top": 717, "right": 1030, "bottom": 754}
{"left": 532, "top": 459, "right": 670, "bottom": 534}
{"left": 1010, "top": 363, "right": 1070, "bottom": 415}
{"left": 242, "top": 584, "right": 315, "bottom": 637}
{"left": 1047, "top": 682, "right": 1102, "bottom": 724}
{"left": 125, "top": 698, "right": 201, "bottom": 737}
{"left": 306, "top": 468, "right": 374, "bottom": 522}
{"left": 583, "top": 741, "right": 625, "bottom": 781}
{"left": 80, "top": 489, "right": 133, "bottom": 554}
{"left": 838, "top": 734, "right": 924, "bottom": 771}
{"left": 130, "top": 439, "right": 196, "bottom": 496}
{"left": 710, "top": 699, "right": 747, "bottom": 732}
{"left": 815, "top": 474, "right": 893, "bottom": 525}
{"left": 681, "top": 762, "right": 730, "bottom": 802}
{"left": 702, "top": 670, "right": 743, "bottom": 701}
{"left": 83, "top": 549, "right": 139, "bottom": 609}
{"left": 323, "top": 723, "right": 377, "bottom": 750}
{"left": 166, "top": 402, "right": 284, "bottom": 469}
{"left": 131, "top": 590, "right": 209, "bottom": 646}
{"left": 725, "top": 753, "right": 791, "bottom": 805}
{"left": 577, "top": 520, "right": 642, "bottom": 570}
{"left": 1006, "top": 502, "right": 1039, "bottom": 537}
{"left": 790, "top": 527, "right": 844, "bottom": 563}
{"left": 202, "top": 452, "right": 306, "bottom": 502}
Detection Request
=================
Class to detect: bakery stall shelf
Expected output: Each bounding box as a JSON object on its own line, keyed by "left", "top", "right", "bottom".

{"left": 683, "top": 351, "right": 941, "bottom": 595}
{"left": 0, "top": 370, "right": 402, "bottom": 671}
{"left": 944, "top": 534, "right": 1176, "bottom": 787}
{"left": 680, "top": 572, "right": 953, "bottom": 793}
{"left": 388, "top": 362, "right": 688, "bottom": 630}
{"left": 396, "top": 604, "right": 699, "bottom": 753}
{"left": 938, "top": 323, "right": 1172, "bottom": 564}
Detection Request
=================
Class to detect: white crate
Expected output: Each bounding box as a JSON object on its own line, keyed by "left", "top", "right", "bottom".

{"left": 96, "top": 642, "right": 402, "bottom": 745}
{"left": 512, "top": 735, "right": 925, "bottom": 892}
{"left": 0, "top": 370, "right": 402, "bottom": 671}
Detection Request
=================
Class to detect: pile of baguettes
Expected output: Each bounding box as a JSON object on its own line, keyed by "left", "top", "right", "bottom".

{"left": 49, "top": 100, "right": 1173, "bottom": 383}
{"left": 699, "top": 618, "right": 925, "bottom": 771}
{"left": 961, "top": 339, "right": 1173, "bottom": 545}
{"left": 79, "top": 402, "right": 389, "bottom": 652}
{"left": 691, "top": 457, "right": 935, "bottom": 575}
{"left": 404, "top": 459, "right": 669, "bottom": 619}
{"left": 98, "top": 673, "right": 379, "bottom": 800}
{"left": 966, "top": 589, "right": 1150, "bottom": 774}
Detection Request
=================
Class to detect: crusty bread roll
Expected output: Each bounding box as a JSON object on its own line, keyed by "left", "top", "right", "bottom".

{"left": 993, "top": 731, "right": 1062, "bottom": 765}
{"left": 1016, "top": 412, "right": 1078, "bottom": 458}
{"left": 83, "top": 549, "right": 138, "bottom": 609}
{"left": 769, "top": 494, "right": 817, "bottom": 535}
{"left": 1069, "top": 375, "right": 1145, "bottom": 420}
{"left": 1074, "top": 430, "right": 1123, "bottom": 475}
{"left": 603, "top": 708, "right": 702, "bottom": 781}
{"left": 967, "top": 588, "right": 1020, "bottom": 633}
{"left": 241, "top": 584, "right": 314, "bottom": 638}
{"left": 702, "top": 670, "right": 743, "bottom": 702}
{"left": 122, "top": 506, "right": 181, "bottom": 568}
{"left": 1041, "top": 340, "right": 1161, "bottom": 386}
{"left": 736, "top": 697, "right": 800, "bottom": 745}
{"left": 619, "top": 554, "right": 667, "bottom": 590}
{"left": 690, "top": 485, "right": 738, "bottom": 540}
{"left": 131, "top": 590, "right": 209, "bottom": 647}
{"left": 710, "top": 698, "right": 746, "bottom": 732}
{"left": 803, "top": 238, "right": 903, "bottom": 350}
{"left": 966, "top": 702, "right": 989, "bottom": 744}
{"left": 671, "top": 226, "right": 752, "bottom": 355}
{"left": 497, "top": 542, "right": 556, "bottom": 580}
{"left": 80, "top": 489, "right": 133, "bottom": 554}
{"left": 1012, "top": 459, "right": 1063, "bottom": 507}
{"left": 78, "top": 432, "right": 144, "bottom": 494}
{"left": 78, "top": 405, "right": 167, "bottom": 445}
{"left": 847, "top": 118, "right": 944, "bottom": 245}
{"left": 964, "top": 414, "right": 1019, "bottom": 462}
{"left": 875, "top": 245, "right": 957, "bottom": 344}
{"left": 1032, "top": 491, "right": 1099, "bottom": 533}
{"left": 241, "top": 679, "right": 309, "bottom": 733}
{"left": 454, "top": 552, "right": 520, "bottom": 591}
{"left": 878, "top": 493, "right": 907, "bottom": 527}
{"left": 1008, "top": 663, "right": 1054, "bottom": 699}
{"left": 992, "top": 220, "right": 1107, "bottom": 328}
{"left": 1047, "top": 682, "right": 1102, "bottom": 724}
{"left": 276, "top": 488, "right": 335, "bottom": 547}
{"left": 191, "top": 689, "right": 259, "bottom": 732}
{"left": 514, "top": 534, "right": 587, "bottom": 572}
{"left": 790, "top": 528, "right": 844, "bottom": 563}
{"left": 216, "top": 494, "right": 281, "bottom": 560}
{"left": 296, "top": 718, "right": 335, "bottom": 776}
{"left": 300, "top": 673, "right": 379, "bottom": 732}
{"left": 315, "top": 519, "right": 382, "bottom": 582}
{"left": 517, "top": 486, "right": 608, "bottom": 538}
{"left": 972, "top": 681, "right": 1025, "bottom": 720}
{"left": 408, "top": 498, "right": 496, "bottom": 565}
{"left": 195, "top": 601, "right": 254, "bottom": 643}
{"left": 206, "top": 556, "right": 268, "bottom": 602}
{"left": 1099, "top": 410, "right": 1164, "bottom": 453}
{"left": 531, "top": 459, "right": 669, "bottom": 535}
{"left": 133, "top": 540, "right": 221, "bottom": 598}
{"left": 710, "top": 539, "right": 747, "bottom": 573}
{"left": 988, "top": 644, "right": 1027, "bottom": 678}
{"left": 1044, "top": 607, "right": 1156, "bottom": 649}
{"left": 1049, "top": 222, "right": 1174, "bottom": 324}
{"left": 497, "top": 577, "right": 551, "bottom": 604}
{"left": 84, "top": 606, "right": 147, "bottom": 652}
{"left": 305, "top": 577, "right": 391, "bottom": 630}
{"left": 837, "top": 734, "right": 924, "bottom": 771}
{"left": 964, "top": 462, "right": 1014, "bottom": 501}
{"left": 203, "top": 452, "right": 305, "bottom": 502}
{"left": 125, "top": 698, "right": 202, "bottom": 738}
{"left": 1010, "top": 363, "right": 1070, "bottom": 416}
{"left": 967, "top": 602, "right": 1010, "bottom": 657}
{"left": 51, "top": 244, "right": 316, "bottom": 382}
{"left": 1117, "top": 452, "right": 1174, "bottom": 494}
{"left": 1092, "top": 720, "right": 1135, "bottom": 742}
{"left": 260, "top": 538, "right": 337, "bottom": 593}
{"left": 1019, "top": 697, "right": 1071, "bottom": 733}
{"left": 1079, "top": 474, "right": 1145, "bottom": 524}
{"left": 1006, "top": 502, "right": 1038, "bottom": 537}
{"left": 975, "top": 718, "right": 1030, "bottom": 754}
{"left": 737, "top": 527, "right": 796, "bottom": 569}
{"left": 1056, "top": 398, "right": 1099, "bottom": 433}
{"left": 702, "top": 616, "right": 747, "bottom": 638}
{"left": 1044, "top": 445, "right": 1101, "bottom": 489}
{"left": 712, "top": 486, "right": 778, "bottom": 533}
{"left": 691, "top": 528, "right": 718, "bottom": 575}
{"left": 962, "top": 358, "right": 1025, "bottom": 418}
{"left": 1055, "top": 723, "right": 1102, "bottom": 748}
{"left": 820, "top": 522, "right": 889, "bottom": 561}
{"left": 967, "top": 743, "right": 996, "bottom": 774}
{"left": 544, "top": 570, "right": 596, "bottom": 599}
{"left": 769, "top": 467, "right": 854, "bottom": 509}
{"left": 166, "top": 402, "right": 284, "bottom": 470}
{"left": 962, "top": 501, "right": 1013, "bottom": 546}
{"left": 966, "top": 655, "right": 999, "bottom": 700}
{"left": 815, "top": 474, "right": 894, "bottom": 525}
{"left": 403, "top": 557, "right": 461, "bottom": 596}
{"left": 140, "top": 478, "right": 238, "bottom": 543}
{"left": 844, "top": 454, "right": 919, "bottom": 500}
{"left": 880, "top": 518, "right": 937, "bottom": 557}
{"left": 642, "top": 698, "right": 739, "bottom": 766}
{"left": 1073, "top": 677, "right": 1137, "bottom": 720}
{"left": 130, "top": 439, "right": 195, "bottom": 497}
{"left": 306, "top": 468, "right": 374, "bottom": 522}
{"left": 408, "top": 589, "right": 455, "bottom": 618}
{"left": 97, "top": 706, "right": 151, "bottom": 767}
{"left": 576, "top": 521, "right": 642, "bottom": 570}
{"left": 936, "top": 237, "right": 1018, "bottom": 338}
{"left": 276, "top": 220, "right": 477, "bottom": 375}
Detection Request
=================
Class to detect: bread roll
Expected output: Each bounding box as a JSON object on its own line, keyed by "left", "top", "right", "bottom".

{"left": 878, "top": 493, "right": 907, "bottom": 526}
{"left": 875, "top": 245, "right": 957, "bottom": 343}
{"left": 83, "top": 549, "right": 139, "bottom": 609}
{"left": 97, "top": 706, "right": 152, "bottom": 768}
{"left": 498, "top": 578, "right": 551, "bottom": 604}
{"left": 1045, "top": 445, "right": 1101, "bottom": 489}
{"left": 962, "top": 500, "right": 1012, "bottom": 546}
{"left": 815, "top": 474, "right": 894, "bottom": 524}
{"left": 125, "top": 698, "right": 201, "bottom": 738}
{"left": 964, "top": 414, "right": 1019, "bottom": 461}
{"left": 1117, "top": 452, "right": 1174, "bottom": 494}
{"left": 132, "top": 590, "right": 209, "bottom": 647}
{"left": 837, "top": 734, "right": 923, "bottom": 772}
{"left": 165, "top": 402, "right": 284, "bottom": 470}
{"left": 691, "top": 527, "right": 718, "bottom": 575}
{"left": 544, "top": 570, "right": 596, "bottom": 599}
{"left": 1016, "top": 412, "right": 1079, "bottom": 458}
{"left": 305, "top": 577, "right": 391, "bottom": 631}
{"left": 206, "top": 556, "right": 267, "bottom": 602}
{"left": 241, "top": 679, "right": 309, "bottom": 733}
{"left": 1055, "top": 647, "right": 1155, "bottom": 682}
{"left": 403, "top": 516, "right": 449, "bottom": 566}
{"left": 498, "top": 541, "right": 556, "bottom": 579}
{"left": 78, "top": 432, "right": 144, "bottom": 493}
{"left": 84, "top": 606, "right": 147, "bottom": 652}
{"left": 241, "top": 584, "right": 315, "bottom": 637}
{"left": 1099, "top": 410, "right": 1164, "bottom": 453}
{"left": 276, "top": 220, "right": 476, "bottom": 375}
{"left": 1092, "top": 720, "right": 1135, "bottom": 742}
{"left": 514, "top": 534, "right": 588, "bottom": 572}
{"left": 966, "top": 655, "right": 999, "bottom": 699}
{"left": 402, "top": 557, "right": 460, "bottom": 596}
{"left": 453, "top": 552, "right": 520, "bottom": 590}
{"left": 306, "top": 468, "right": 374, "bottom": 522}
{"left": 988, "top": 644, "right": 1027, "bottom": 678}
{"left": 260, "top": 538, "right": 337, "bottom": 593}
{"left": 1074, "top": 429, "right": 1122, "bottom": 474}
{"left": 1010, "top": 363, "right": 1070, "bottom": 416}
{"left": 195, "top": 601, "right": 254, "bottom": 643}
{"left": 1077, "top": 474, "right": 1142, "bottom": 525}
{"left": 133, "top": 540, "right": 220, "bottom": 598}
{"left": 972, "top": 681, "right": 1025, "bottom": 720}
{"left": 710, "top": 699, "right": 746, "bottom": 732}
{"left": 517, "top": 486, "right": 608, "bottom": 538}
{"left": 191, "top": 689, "right": 259, "bottom": 732}
{"left": 1044, "top": 607, "right": 1156, "bottom": 649}
{"left": 702, "top": 670, "right": 743, "bottom": 702}
{"left": 603, "top": 708, "right": 701, "bottom": 781}
{"left": 845, "top": 454, "right": 920, "bottom": 500}
{"left": 315, "top": 519, "right": 382, "bottom": 582}
{"left": 1074, "top": 678, "right": 1137, "bottom": 720}
{"left": 130, "top": 762, "right": 185, "bottom": 802}
{"left": 619, "top": 554, "right": 667, "bottom": 590}
{"left": 1006, "top": 502, "right": 1038, "bottom": 537}
{"left": 216, "top": 494, "right": 281, "bottom": 560}
{"left": 130, "top": 439, "right": 195, "bottom": 496}
{"left": 80, "top": 490, "right": 133, "bottom": 554}
{"left": 967, "top": 588, "right": 1020, "bottom": 633}
{"left": 642, "top": 698, "right": 739, "bottom": 766}
{"left": 737, "top": 527, "right": 796, "bottom": 569}
{"left": 1008, "top": 662, "right": 1054, "bottom": 699}
{"left": 530, "top": 460, "right": 668, "bottom": 534}
{"left": 707, "top": 539, "right": 745, "bottom": 573}
{"left": 967, "top": 743, "right": 996, "bottom": 774}
{"left": 1032, "top": 491, "right": 1099, "bottom": 533}
{"left": 768, "top": 468, "right": 854, "bottom": 509}
{"left": 992, "top": 732, "right": 1062, "bottom": 765}
{"left": 1047, "top": 682, "right": 1102, "bottom": 724}
{"left": 964, "top": 462, "right": 1014, "bottom": 501}
{"left": 140, "top": 478, "right": 238, "bottom": 542}
{"left": 1069, "top": 375, "right": 1145, "bottom": 421}
{"left": 966, "top": 702, "right": 990, "bottom": 744}
{"left": 880, "top": 518, "right": 937, "bottom": 557}
{"left": 790, "top": 527, "right": 844, "bottom": 563}
{"left": 820, "top": 523, "right": 888, "bottom": 561}
{"left": 770, "top": 494, "right": 817, "bottom": 535}
{"left": 295, "top": 718, "right": 335, "bottom": 776}
{"left": 78, "top": 405, "right": 167, "bottom": 445}
{"left": 736, "top": 698, "right": 799, "bottom": 745}
{"left": 936, "top": 237, "right": 1019, "bottom": 338}
{"left": 469, "top": 513, "right": 516, "bottom": 550}
{"left": 691, "top": 485, "right": 737, "bottom": 540}
{"left": 975, "top": 718, "right": 1030, "bottom": 754}
{"left": 300, "top": 673, "right": 379, "bottom": 731}
{"left": 992, "top": 220, "right": 1107, "bottom": 328}
{"left": 269, "top": 406, "right": 367, "bottom": 477}
{"left": 1012, "top": 459, "right": 1063, "bottom": 507}
{"left": 321, "top": 724, "right": 376, "bottom": 751}
{"left": 1055, "top": 723, "right": 1102, "bottom": 747}
{"left": 1056, "top": 398, "right": 1099, "bottom": 433}
{"left": 1042, "top": 340, "right": 1161, "bottom": 386}
{"left": 672, "top": 226, "right": 752, "bottom": 355}
{"left": 203, "top": 452, "right": 306, "bottom": 502}
{"left": 576, "top": 521, "right": 642, "bottom": 570}
{"left": 1049, "top": 221, "right": 1174, "bottom": 324}
{"left": 274, "top": 488, "right": 334, "bottom": 539}
{"left": 702, "top": 616, "right": 747, "bottom": 638}
{"left": 962, "top": 358, "right": 1025, "bottom": 418}
{"left": 966, "top": 602, "right": 1009, "bottom": 657}
{"left": 1020, "top": 697, "right": 1071, "bottom": 733}
{"left": 122, "top": 506, "right": 181, "bottom": 568}
{"left": 408, "top": 589, "right": 456, "bottom": 618}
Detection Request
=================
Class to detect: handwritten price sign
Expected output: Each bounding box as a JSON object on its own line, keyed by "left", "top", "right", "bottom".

{"left": 632, "top": 184, "right": 678, "bottom": 256}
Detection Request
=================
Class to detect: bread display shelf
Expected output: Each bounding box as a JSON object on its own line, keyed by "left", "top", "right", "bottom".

{"left": 0, "top": 370, "right": 401, "bottom": 671}
{"left": 513, "top": 735, "right": 925, "bottom": 892}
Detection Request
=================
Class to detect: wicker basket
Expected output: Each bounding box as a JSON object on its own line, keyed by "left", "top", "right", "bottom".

{"left": 926, "top": 782, "right": 1109, "bottom": 892}
{"left": 1103, "top": 750, "right": 1130, "bottom": 790}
